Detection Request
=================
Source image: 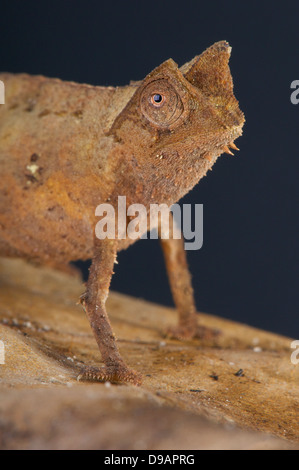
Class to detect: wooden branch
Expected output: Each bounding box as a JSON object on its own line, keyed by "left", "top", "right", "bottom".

{"left": 0, "top": 258, "right": 297, "bottom": 450}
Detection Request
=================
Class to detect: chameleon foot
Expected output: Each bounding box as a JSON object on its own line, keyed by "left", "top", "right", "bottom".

{"left": 166, "top": 323, "right": 220, "bottom": 341}
{"left": 78, "top": 364, "right": 142, "bottom": 386}
{"left": 193, "top": 324, "right": 221, "bottom": 340}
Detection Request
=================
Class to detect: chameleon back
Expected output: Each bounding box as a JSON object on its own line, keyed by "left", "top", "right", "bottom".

{"left": 0, "top": 73, "right": 131, "bottom": 264}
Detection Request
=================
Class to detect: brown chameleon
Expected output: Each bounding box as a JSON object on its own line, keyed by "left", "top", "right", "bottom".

{"left": 0, "top": 41, "right": 244, "bottom": 385}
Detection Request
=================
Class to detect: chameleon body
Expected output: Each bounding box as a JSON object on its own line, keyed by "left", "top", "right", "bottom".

{"left": 0, "top": 41, "right": 244, "bottom": 384}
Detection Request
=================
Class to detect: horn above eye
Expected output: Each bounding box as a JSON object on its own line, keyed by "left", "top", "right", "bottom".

{"left": 140, "top": 79, "right": 184, "bottom": 128}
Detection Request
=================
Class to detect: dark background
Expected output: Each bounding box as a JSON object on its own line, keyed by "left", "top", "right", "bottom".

{"left": 0, "top": 1, "right": 298, "bottom": 337}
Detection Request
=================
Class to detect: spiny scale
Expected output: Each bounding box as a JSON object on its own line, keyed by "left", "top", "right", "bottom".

{"left": 223, "top": 145, "right": 234, "bottom": 155}
{"left": 229, "top": 141, "right": 240, "bottom": 151}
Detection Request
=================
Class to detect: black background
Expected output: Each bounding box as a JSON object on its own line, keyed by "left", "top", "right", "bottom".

{"left": 0, "top": 1, "right": 298, "bottom": 337}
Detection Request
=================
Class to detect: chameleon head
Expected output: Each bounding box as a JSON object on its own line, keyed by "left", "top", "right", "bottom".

{"left": 109, "top": 41, "right": 245, "bottom": 202}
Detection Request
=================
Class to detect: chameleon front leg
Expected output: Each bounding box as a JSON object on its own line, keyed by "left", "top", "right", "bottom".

{"left": 80, "top": 238, "right": 141, "bottom": 385}
{"left": 159, "top": 213, "right": 219, "bottom": 340}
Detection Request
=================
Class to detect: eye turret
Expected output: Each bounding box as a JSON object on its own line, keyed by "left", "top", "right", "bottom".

{"left": 140, "top": 79, "right": 184, "bottom": 128}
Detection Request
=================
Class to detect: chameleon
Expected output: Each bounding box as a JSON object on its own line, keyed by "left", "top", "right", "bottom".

{"left": 0, "top": 41, "right": 244, "bottom": 385}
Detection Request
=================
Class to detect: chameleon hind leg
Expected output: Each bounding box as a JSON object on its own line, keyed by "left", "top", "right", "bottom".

{"left": 159, "top": 212, "right": 220, "bottom": 341}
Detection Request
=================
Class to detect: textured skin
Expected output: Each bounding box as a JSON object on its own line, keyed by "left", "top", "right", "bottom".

{"left": 0, "top": 41, "right": 245, "bottom": 384}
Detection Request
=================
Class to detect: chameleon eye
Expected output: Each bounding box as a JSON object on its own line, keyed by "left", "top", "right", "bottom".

{"left": 140, "top": 79, "right": 184, "bottom": 128}
{"left": 151, "top": 93, "right": 164, "bottom": 106}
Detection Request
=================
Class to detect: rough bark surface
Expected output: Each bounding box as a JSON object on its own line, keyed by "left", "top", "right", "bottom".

{"left": 0, "top": 258, "right": 297, "bottom": 450}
